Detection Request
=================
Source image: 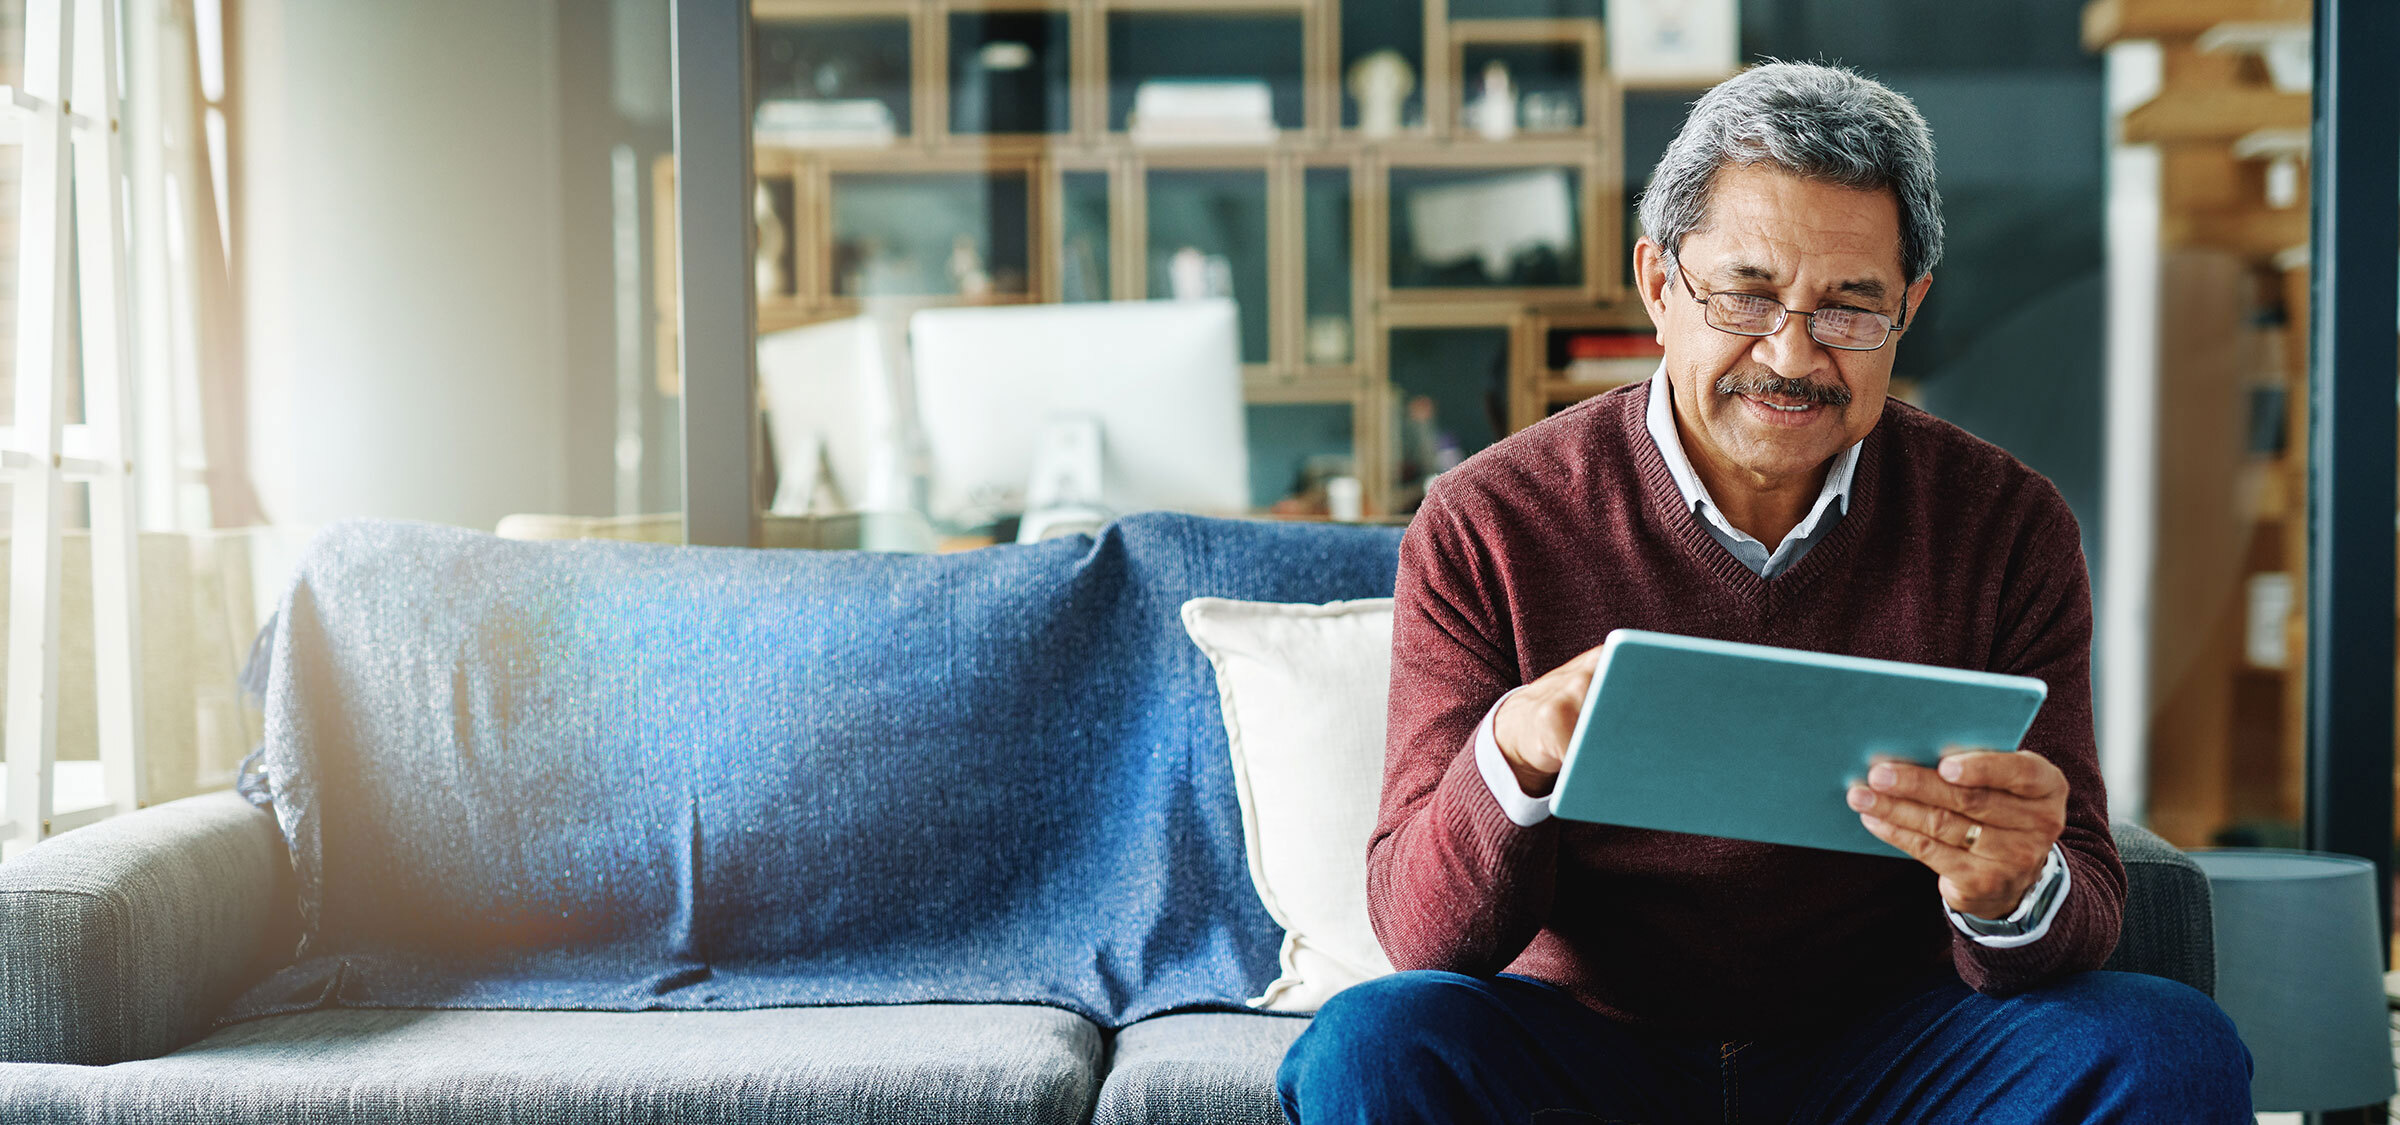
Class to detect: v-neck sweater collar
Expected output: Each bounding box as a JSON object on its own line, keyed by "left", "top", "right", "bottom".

{"left": 1641, "top": 368, "right": 1861, "bottom": 571}
{"left": 1620, "top": 378, "right": 1883, "bottom": 606}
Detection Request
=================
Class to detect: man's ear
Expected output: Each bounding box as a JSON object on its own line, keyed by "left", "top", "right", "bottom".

{"left": 1633, "top": 238, "right": 1671, "bottom": 344}
{"left": 1902, "top": 272, "right": 1932, "bottom": 326}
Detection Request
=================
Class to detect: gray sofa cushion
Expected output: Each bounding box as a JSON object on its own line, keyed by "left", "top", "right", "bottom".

{"left": 0, "top": 1004, "right": 1100, "bottom": 1125}
{"left": 1092, "top": 1012, "right": 1308, "bottom": 1125}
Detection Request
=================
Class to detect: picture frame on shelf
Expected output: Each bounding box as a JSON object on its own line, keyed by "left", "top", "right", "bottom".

{"left": 1604, "top": 0, "right": 1739, "bottom": 90}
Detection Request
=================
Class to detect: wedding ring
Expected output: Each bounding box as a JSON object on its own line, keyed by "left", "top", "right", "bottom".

{"left": 1962, "top": 823, "right": 1983, "bottom": 850}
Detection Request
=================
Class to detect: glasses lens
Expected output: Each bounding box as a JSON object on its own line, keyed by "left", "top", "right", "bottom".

{"left": 1707, "top": 293, "right": 1782, "bottom": 335}
{"left": 1808, "top": 307, "right": 1891, "bottom": 350}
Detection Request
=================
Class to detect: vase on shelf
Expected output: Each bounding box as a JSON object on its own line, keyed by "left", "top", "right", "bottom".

{"left": 1469, "top": 60, "right": 1516, "bottom": 141}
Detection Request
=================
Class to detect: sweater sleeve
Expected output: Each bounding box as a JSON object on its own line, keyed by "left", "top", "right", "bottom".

{"left": 1365, "top": 489, "right": 1561, "bottom": 975}
{"left": 1951, "top": 494, "right": 2124, "bottom": 995}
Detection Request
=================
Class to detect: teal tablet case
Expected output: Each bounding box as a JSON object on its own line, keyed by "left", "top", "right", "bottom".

{"left": 1549, "top": 629, "right": 2048, "bottom": 858}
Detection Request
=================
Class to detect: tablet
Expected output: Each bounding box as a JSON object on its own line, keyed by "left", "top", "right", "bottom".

{"left": 1549, "top": 629, "right": 2047, "bottom": 858}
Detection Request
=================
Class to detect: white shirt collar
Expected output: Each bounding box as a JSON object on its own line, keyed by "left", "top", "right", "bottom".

{"left": 1643, "top": 366, "right": 1860, "bottom": 554}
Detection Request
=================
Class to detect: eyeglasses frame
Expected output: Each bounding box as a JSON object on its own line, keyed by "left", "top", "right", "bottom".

{"left": 1669, "top": 258, "right": 1914, "bottom": 353}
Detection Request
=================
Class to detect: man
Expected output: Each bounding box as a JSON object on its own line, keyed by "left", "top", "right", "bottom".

{"left": 1277, "top": 62, "right": 2251, "bottom": 1124}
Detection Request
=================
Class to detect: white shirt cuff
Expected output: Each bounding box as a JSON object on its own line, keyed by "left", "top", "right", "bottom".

{"left": 1946, "top": 844, "right": 2071, "bottom": 948}
{"left": 1472, "top": 687, "right": 1554, "bottom": 827}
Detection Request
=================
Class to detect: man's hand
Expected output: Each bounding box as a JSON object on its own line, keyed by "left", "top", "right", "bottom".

{"left": 1846, "top": 750, "right": 2069, "bottom": 920}
{"left": 1491, "top": 645, "right": 1608, "bottom": 797}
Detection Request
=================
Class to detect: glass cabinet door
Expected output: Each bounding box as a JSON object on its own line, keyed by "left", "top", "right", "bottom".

{"left": 1247, "top": 403, "right": 1358, "bottom": 516}
{"left": 1107, "top": 12, "right": 1307, "bottom": 136}
{"left": 753, "top": 17, "right": 913, "bottom": 145}
{"left": 1388, "top": 326, "right": 1511, "bottom": 512}
{"left": 948, "top": 10, "right": 1073, "bottom": 137}
{"left": 1340, "top": 0, "right": 1425, "bottom": 135}
{"left": 829, "top": 171, "right": 1033, "bottom": 299}
{"left": 1388, "top": 164, "right": 1586, "bottom": 290}
{"left": 1058, "top": 170, "right": 1112, "bottom": 303}
{"left": 1303, "top": 167, "right": 1355, "bottom": 367}
{"left": 1146, "top": 167, "right": 1272, "bottom": 365}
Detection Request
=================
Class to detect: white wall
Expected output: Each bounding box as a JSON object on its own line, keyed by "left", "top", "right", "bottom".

{"left": 239, "top": 0, "right": 570, "bottom": 532}
{"left": 2099, "top": 41, "right": 2163, "bottom": 825}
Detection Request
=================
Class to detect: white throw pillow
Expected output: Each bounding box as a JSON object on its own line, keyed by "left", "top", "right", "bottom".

{"left": 1181, "top": 595, "right": 1397, "bottom": 1012}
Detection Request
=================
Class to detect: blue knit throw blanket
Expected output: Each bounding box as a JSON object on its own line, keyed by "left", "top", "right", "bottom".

{"left": 227, "top": 513, "right": 1403, "bottom": 1028}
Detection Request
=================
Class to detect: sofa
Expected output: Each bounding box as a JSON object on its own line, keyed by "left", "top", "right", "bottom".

{"left": 0, "top": 513, "right": 2215, "bottom": 1124}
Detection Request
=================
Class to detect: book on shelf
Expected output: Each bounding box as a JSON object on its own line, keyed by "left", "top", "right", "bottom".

{"left": 1557, "top": 330, "right": 1662, "bottom": 383}
{"left": 1561, "top": 331, "right": 1666, "bottom": 360}
{"left": 755, "top": 98, "right": 898, "bottom": 148}
{"left": 1128, "top": 80, "right": 1277, "bottom": 145}
{"left": 1563, "top": 356, "right": 1659, "bottom": 384}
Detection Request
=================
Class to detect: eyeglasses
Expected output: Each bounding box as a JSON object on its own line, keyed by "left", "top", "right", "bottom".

{"left": 1672, "top": 261, "right": 1909, "bottom": 352}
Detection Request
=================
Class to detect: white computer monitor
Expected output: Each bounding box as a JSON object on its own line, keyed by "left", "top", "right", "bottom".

{"left": 757, "top": 316, "right": 907, "bottom": 515}
{"left": 908, "top": 299, "right": 1250, "bottom": 531}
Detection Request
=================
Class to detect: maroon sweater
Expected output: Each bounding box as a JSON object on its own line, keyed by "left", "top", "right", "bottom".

{"left": 1370, "top": 383, "right": 2122, "bottom": 1040}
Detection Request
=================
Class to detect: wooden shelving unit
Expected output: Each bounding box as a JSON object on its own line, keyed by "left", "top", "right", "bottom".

{"left": 2087, "top": 0, "right": 2318, "bottom": 848}
{"left": 657, "top": 0, "right": 1686, "bottom": 518}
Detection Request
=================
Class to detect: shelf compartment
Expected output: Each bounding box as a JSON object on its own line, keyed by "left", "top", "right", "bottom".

{"left": 1054, "top": 167, "right": 1114, "bottom": 303}
{"left": 1544, "top": 326, "right": 1660, "bottom": 380}
{"left": 1301, "top": 164, "right": 1357, "bottom": 366}
{"left": 1387, "top": 324, "right": 1512, "bottom": 511}
{"left": 1386, "top": 161, "right": 1587, "bottom": 292}
{"left": 1246, "top": 401, "right": 1359, "bottom": 515}
{"left": 1106, "top": 11, "right": 1308, "bottom": 140}
{"left": 945, "top": 8, "right": 1075, "bottom": 137}
{"left": 1143, "top": 165, "right": 1274, "bottom": 364}
{"left": 1526, "top": 304, "right": 1656, "bottom": 419}
{"left": 1338, "top": 0, "right": 1426, "bottom": 136}
{"left": 753, "top": 13, "right": 916, "bottom": 146}
{"left": 1448, "top": 19, "right": 1603, "bottom": 142}
{"left": 827, "top": 168, "right": 1035, "bottom": 298}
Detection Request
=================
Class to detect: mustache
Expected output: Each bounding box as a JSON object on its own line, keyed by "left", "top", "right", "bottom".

{"left": 1714, "top": 370, "right": 1853, "bottom": 408}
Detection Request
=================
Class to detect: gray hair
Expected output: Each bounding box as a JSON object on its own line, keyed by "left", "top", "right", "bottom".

{"left": 1637, "top": 61, "right": 1943, "bottom": 283}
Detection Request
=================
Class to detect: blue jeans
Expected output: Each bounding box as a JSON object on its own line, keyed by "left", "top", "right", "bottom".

{"left": 1277, "top": 970, "right": 2252, "bottom": 1124}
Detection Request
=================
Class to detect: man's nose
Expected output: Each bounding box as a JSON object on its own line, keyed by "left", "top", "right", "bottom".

{"left": 1749, "top": 311, "right": 1833, "bottom": 379}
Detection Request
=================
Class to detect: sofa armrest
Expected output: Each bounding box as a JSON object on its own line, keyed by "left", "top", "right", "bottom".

{"left": 2100, "top": 819, "right": 2214, "bottom": 996}
{"left": 0, "top": 790, "right": 295, "bottom": 1064}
